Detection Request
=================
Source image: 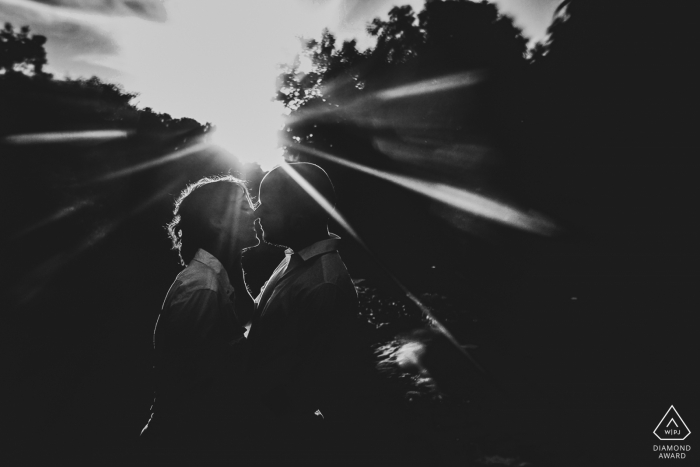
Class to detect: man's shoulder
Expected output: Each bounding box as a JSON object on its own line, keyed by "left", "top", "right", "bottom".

{"left": 294, "top": 252, "right": 356, "bottom": 300}
{"left": 322, "top": 250, "right": 352, "bottom": 276}
{"left": 303, "top": 251, "right": 349, "bottom": 282}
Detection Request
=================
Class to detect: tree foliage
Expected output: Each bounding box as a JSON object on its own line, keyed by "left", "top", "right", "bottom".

{"left": 0, "top": 23, "right": 48, "bottom": 76}
{"left": 3, "top": 4, "right": 698, "bottom": 464}
{"left": 278, "top": 1, "right": 528, "bottom": 111}
{"left": 272, "top": 1, "right": 536, "bottom": 309}
{"left": 0, "top": 22, "right": 252, "bottom": 291}
{"left": 367, "top": 5, "right": 424, "bottom": 65}
{"left": 277, "top": 30, "right": 366, "bottom": 111}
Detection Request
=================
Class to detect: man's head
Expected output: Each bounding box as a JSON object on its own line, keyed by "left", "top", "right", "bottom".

{"left": 256, "top": 163, "right": 336, "bottom": 248}
{"left": 167, "top": 175, "right": 258, "bottom": 265}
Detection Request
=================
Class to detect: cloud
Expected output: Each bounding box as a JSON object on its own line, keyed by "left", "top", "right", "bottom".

{"left": 487, "top": 0, "right": 561, "bottom": 44}
{"left": 27, "top": 0, "right": 167, "bottom": 22}
{"left": 0, "top": 1, "right": 119, "bottom": 57}
{"left": 43, "top": 18, "right": 119, "bottom": 56}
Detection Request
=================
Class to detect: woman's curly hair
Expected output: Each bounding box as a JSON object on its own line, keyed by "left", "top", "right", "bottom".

{"left": 166, "top": 175, "right": 251, "bottom": 265}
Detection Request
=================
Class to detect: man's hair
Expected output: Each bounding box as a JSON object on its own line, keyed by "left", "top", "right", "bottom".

{"left": 166, "top": 175, "right": 250, "bottom": 265}
{"left": 264, "top": 162, "right": 336, "bottom": 224}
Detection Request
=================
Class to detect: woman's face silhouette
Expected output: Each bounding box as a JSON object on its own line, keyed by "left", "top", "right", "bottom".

{"left": 227, "top": 187, "right": 258, "bottom": 251}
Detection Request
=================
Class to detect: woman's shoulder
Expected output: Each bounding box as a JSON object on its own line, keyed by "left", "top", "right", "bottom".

{"left": 174, "top": 261, "right": 220, "bottom": 293}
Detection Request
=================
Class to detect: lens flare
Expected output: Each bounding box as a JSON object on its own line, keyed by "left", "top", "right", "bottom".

{"left": 3, "top": 130, "right": 132, "bottom": 144}
{"left": 287, "top": 70, "right": 486, "bottom": 127}
{"left": 13, "top": 177, "right": 183, "bottom": 305}
{"left": 287, "top": 142, "right": 558, "bottom": 235}
{"left": 395, "top": 341, "right": 426, "bottom": 368}
{"left": 277, "top": 162, "right": 486, "bottom": 374}
{"left": 11, "top": 199, "right": 94, "bottom": 240}
{"left": 376, "top": 70, "right": 486, "bottom": 101}
{"left": 92, "top": 140, "right": 210, "bottom": 182}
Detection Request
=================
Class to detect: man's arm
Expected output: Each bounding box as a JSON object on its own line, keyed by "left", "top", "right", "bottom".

{"left": 290, "top": 282, "right": 359, "bottom": 416}
{"left": 249, "top": 281, "right": 359, "bottom": 417}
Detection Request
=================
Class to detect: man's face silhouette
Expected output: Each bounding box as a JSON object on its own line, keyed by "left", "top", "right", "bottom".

{"left": 256, "top": 163, "right": 335, "bottom": 249}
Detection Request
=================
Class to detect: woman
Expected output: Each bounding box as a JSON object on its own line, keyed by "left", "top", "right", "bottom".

{"left": 139, "top": 175, "right": 260, "bottom": 464}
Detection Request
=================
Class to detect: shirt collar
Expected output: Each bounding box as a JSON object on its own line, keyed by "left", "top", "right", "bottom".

{"left": 285, "top": 233, "right": 341, "bottom": 262}
{"left": 191, "top": 248, "right": 235, "bottom": 296}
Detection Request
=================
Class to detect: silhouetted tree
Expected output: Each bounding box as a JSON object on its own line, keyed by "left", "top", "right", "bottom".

{"left": 278, "top": 0, "right": 529, "bottom": 168}
{"left": 273, "top": 1, "right": 534, "bottom": 326}
{"left": 0, "top": 23, "right": 48, "bottom": 76}
{"left": 367, "top": 5, "right": 424, "bottom": 65}
{"left": 521, "top": 0, "right": 698, "bottom": 247}
{"left": 1, "top": 24, "right": 264, "bottom": 463}
{"left": 277, "top": 30, "right": 366, "bottom": 111}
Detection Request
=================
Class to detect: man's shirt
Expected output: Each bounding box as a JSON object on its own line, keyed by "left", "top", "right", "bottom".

{"left": 246, "top": 235, "right": 359, "bottom": 416}
{"left": 151, "top": 249, "right": 246, "bottom": 419}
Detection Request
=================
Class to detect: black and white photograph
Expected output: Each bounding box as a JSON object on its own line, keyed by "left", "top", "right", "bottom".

{"left": 1, "top": 0, "right": 697, "bottom": 465}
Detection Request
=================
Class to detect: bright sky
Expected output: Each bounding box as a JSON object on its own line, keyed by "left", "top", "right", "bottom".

{"left": 0, "top": 0, "right": 560, "bottom": 170}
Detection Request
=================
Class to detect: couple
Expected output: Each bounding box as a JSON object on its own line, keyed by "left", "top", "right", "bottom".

{"left": 140, "top": 163, "right": 360, "bottom": 464}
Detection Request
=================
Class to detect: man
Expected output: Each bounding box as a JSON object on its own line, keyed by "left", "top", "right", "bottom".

{"left": 247, "top": 162, "right": 360, "bottom": 461}
{"left": 140, "top": 176, "right": 258, "bottom": 464}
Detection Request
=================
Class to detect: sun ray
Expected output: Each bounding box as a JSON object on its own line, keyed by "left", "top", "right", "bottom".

{"left": 11, "top": 199, "right": 95, "bottom": 240}
{"left": 13, "top": 177, "right": 183, "bottom": 306}
{"left": 286, "top": 70, "right": 486, "bottom": 126}
{"left": 278, "top": 162, "right": 486, "bottom": 375}
{"left": 91, "top": 140, "right": 211, "bottom": 182}
{"left": 375, "top": 70, "right": 487, "bottom": 101}
{"left": 287, "top": 142, "right": 558, "bottom": 235}
{"left": 3, "top": 130, "right": 132, "bottom": 145}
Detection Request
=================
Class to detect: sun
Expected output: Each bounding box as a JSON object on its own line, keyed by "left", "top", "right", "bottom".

{"left": 208, "top": 104, "right": 287, "bottom": 172}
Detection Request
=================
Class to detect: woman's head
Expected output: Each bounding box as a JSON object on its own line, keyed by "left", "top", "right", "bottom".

{"left": 167, "top": 175, "right": 258, "bottom": 265}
